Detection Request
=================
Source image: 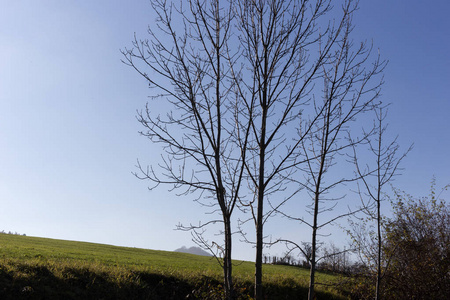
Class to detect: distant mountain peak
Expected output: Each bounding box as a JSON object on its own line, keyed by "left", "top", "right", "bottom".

{"left": 174, "top": 246, "right": 212, "bottom": 256}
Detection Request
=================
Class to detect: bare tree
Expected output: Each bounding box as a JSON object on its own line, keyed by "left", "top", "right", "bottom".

{"left": 351, "top": 106, "right": 412, "bottom": 300}
{"left": 231, "top": 0, "right": 345, "bottom": 298}
{"left": 123, "top": 1, "right": 390, "bottom": 299}
{"left": 121, "top": 1, "right": 248, "bottom": 298}
{"left": 319, "top": 242, "right": 349, "bottom": 273}
{"left": 230, "top": 0, "right": 386, "bottom": 298}
{"left": 268, "top": 1, "right": 387, "bottom": 298}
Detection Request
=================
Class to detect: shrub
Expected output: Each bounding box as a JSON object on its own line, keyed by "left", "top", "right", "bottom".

{"left": 381, "top": 185, "right": 450, "bottom": 299}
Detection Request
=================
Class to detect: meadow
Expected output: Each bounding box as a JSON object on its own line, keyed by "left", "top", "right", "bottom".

{"left": 0, "top": 234, "right": 349, "bottom": 299}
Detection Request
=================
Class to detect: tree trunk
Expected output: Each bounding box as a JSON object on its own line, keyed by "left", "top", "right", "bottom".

{"left": 255, "top": 143, "right": 266, "bottom": 300}
{"left": 253, "top": 37, "right": 269, "bottom": 297}
{"left": 375, "top": 184, "right": 382, "bottom": 300}
{"left": 308, "top": 197, "right": 319, "bottom": 300}
{"left": 224, "top": 215, "right": 233, "bottom": 299}
{"left": 375, "top": 127, "right": 382, "bottom": 300}
{"left": 255, "top": 213, "right": 263, "bottom": 300}
{"left": 255, "top": 88, "right": 267, "bottom": 299}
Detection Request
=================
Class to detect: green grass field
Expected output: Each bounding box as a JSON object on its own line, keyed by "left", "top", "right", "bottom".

{"left": 0, "top": 234, "right": 349, "bottom": 299}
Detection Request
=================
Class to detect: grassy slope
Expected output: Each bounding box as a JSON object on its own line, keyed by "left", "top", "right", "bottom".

{"left": 0, "top": 234, "right": 348, "bottom": 299}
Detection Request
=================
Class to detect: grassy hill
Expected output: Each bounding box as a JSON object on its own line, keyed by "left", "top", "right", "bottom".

{"left": 0, "top": 234, "right": 349, "bottom": 299}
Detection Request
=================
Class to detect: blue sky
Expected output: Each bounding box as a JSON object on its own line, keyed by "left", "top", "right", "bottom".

{"left": 0, "top": 0, "right": 449, "bottom": 261}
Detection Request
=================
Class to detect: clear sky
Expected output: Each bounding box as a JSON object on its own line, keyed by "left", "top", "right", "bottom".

{"left": 1, "top": 0, "right": 449, "bottom": 262}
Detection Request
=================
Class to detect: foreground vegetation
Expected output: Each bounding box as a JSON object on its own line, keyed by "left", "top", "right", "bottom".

{"left": 0, "top": 234, "right": 348, "bottom": 299}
